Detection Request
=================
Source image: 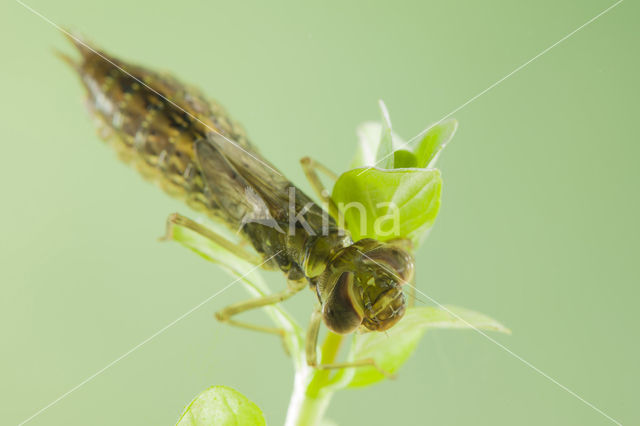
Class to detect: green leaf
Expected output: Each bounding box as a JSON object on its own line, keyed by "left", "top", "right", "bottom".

{"left": 351, "top": 122, "right": 407, "bottom": 168}
{"left": 331, "top": 168, "right": 442, "bottom": 244}
{"left": 177, "top": 385, "right": 265, "bottom": 426}
{"left": 393, "top": 149, "right": 418, "bottom": 168}
{"left": 414, "top": 119, "right": 458, "bottom": 168}
{"left": 350, "top": 123, "right": 376, "bottom": 169}
{"left": 342, "top": 306, "right": 510, "bottom": 388}
{"left": 375, "top": 100, "right": 395, "bottom": 169}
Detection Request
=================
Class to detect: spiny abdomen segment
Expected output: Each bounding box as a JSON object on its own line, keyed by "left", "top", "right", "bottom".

{"left": 62, "top": 35, "right": 253, "bottom": 224}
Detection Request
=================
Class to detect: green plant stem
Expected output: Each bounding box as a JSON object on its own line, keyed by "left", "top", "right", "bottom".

{"left": 284, "top": 332, "right": 344, "bottom": 426}
{"left": 285, "top": 366, "right": 333, "bottom": 426}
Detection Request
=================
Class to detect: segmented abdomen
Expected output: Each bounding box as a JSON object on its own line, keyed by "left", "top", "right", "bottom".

{"left": 68, "top": 39, "right": 252, "bottom": 227}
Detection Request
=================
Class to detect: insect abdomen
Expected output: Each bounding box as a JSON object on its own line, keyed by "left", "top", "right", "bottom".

{"left": 65, "top": 38, "right": 247, "bottom": 223}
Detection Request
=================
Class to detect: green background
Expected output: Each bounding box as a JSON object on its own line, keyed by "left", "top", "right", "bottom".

{"left": 1, "top": 0, "right": 637, "bottom": 424}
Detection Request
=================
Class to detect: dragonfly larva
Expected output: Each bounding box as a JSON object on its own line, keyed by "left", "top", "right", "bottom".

{"left": 60, "top": 34, "right": 415, "bottom": 372}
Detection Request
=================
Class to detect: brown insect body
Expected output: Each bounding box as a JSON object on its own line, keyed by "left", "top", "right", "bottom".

{"left": 62, "top": 36, "right": 414, "bottom": 334}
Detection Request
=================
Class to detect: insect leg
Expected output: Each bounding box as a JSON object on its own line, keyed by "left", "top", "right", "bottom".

{"left": 300, "top": 156, "right": 340, "bottom": 219}
{"left": 215, "top": 280, "right": 307, "bottom": 336}
{"left": 305, "top": 306, "right": 394, "bottom": 379}
{"left": 161, "top": 213, "right": 263, "bottom": 265}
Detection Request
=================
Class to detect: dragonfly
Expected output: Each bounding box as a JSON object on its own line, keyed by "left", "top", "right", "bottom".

{"left": 59, "top": 34, "right": 415, "bottom": 373}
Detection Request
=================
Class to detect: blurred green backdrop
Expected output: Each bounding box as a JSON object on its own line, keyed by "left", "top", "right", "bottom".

{"left": 1, "top": 0, "right": 638, "bottom": 424}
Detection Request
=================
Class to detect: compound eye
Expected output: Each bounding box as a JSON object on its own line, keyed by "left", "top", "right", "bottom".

{"left": 322, "top": 272, "right": 364, "bottom": 334}
{"left": 364, "top": 245, "right": 414, "bottom": 284}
